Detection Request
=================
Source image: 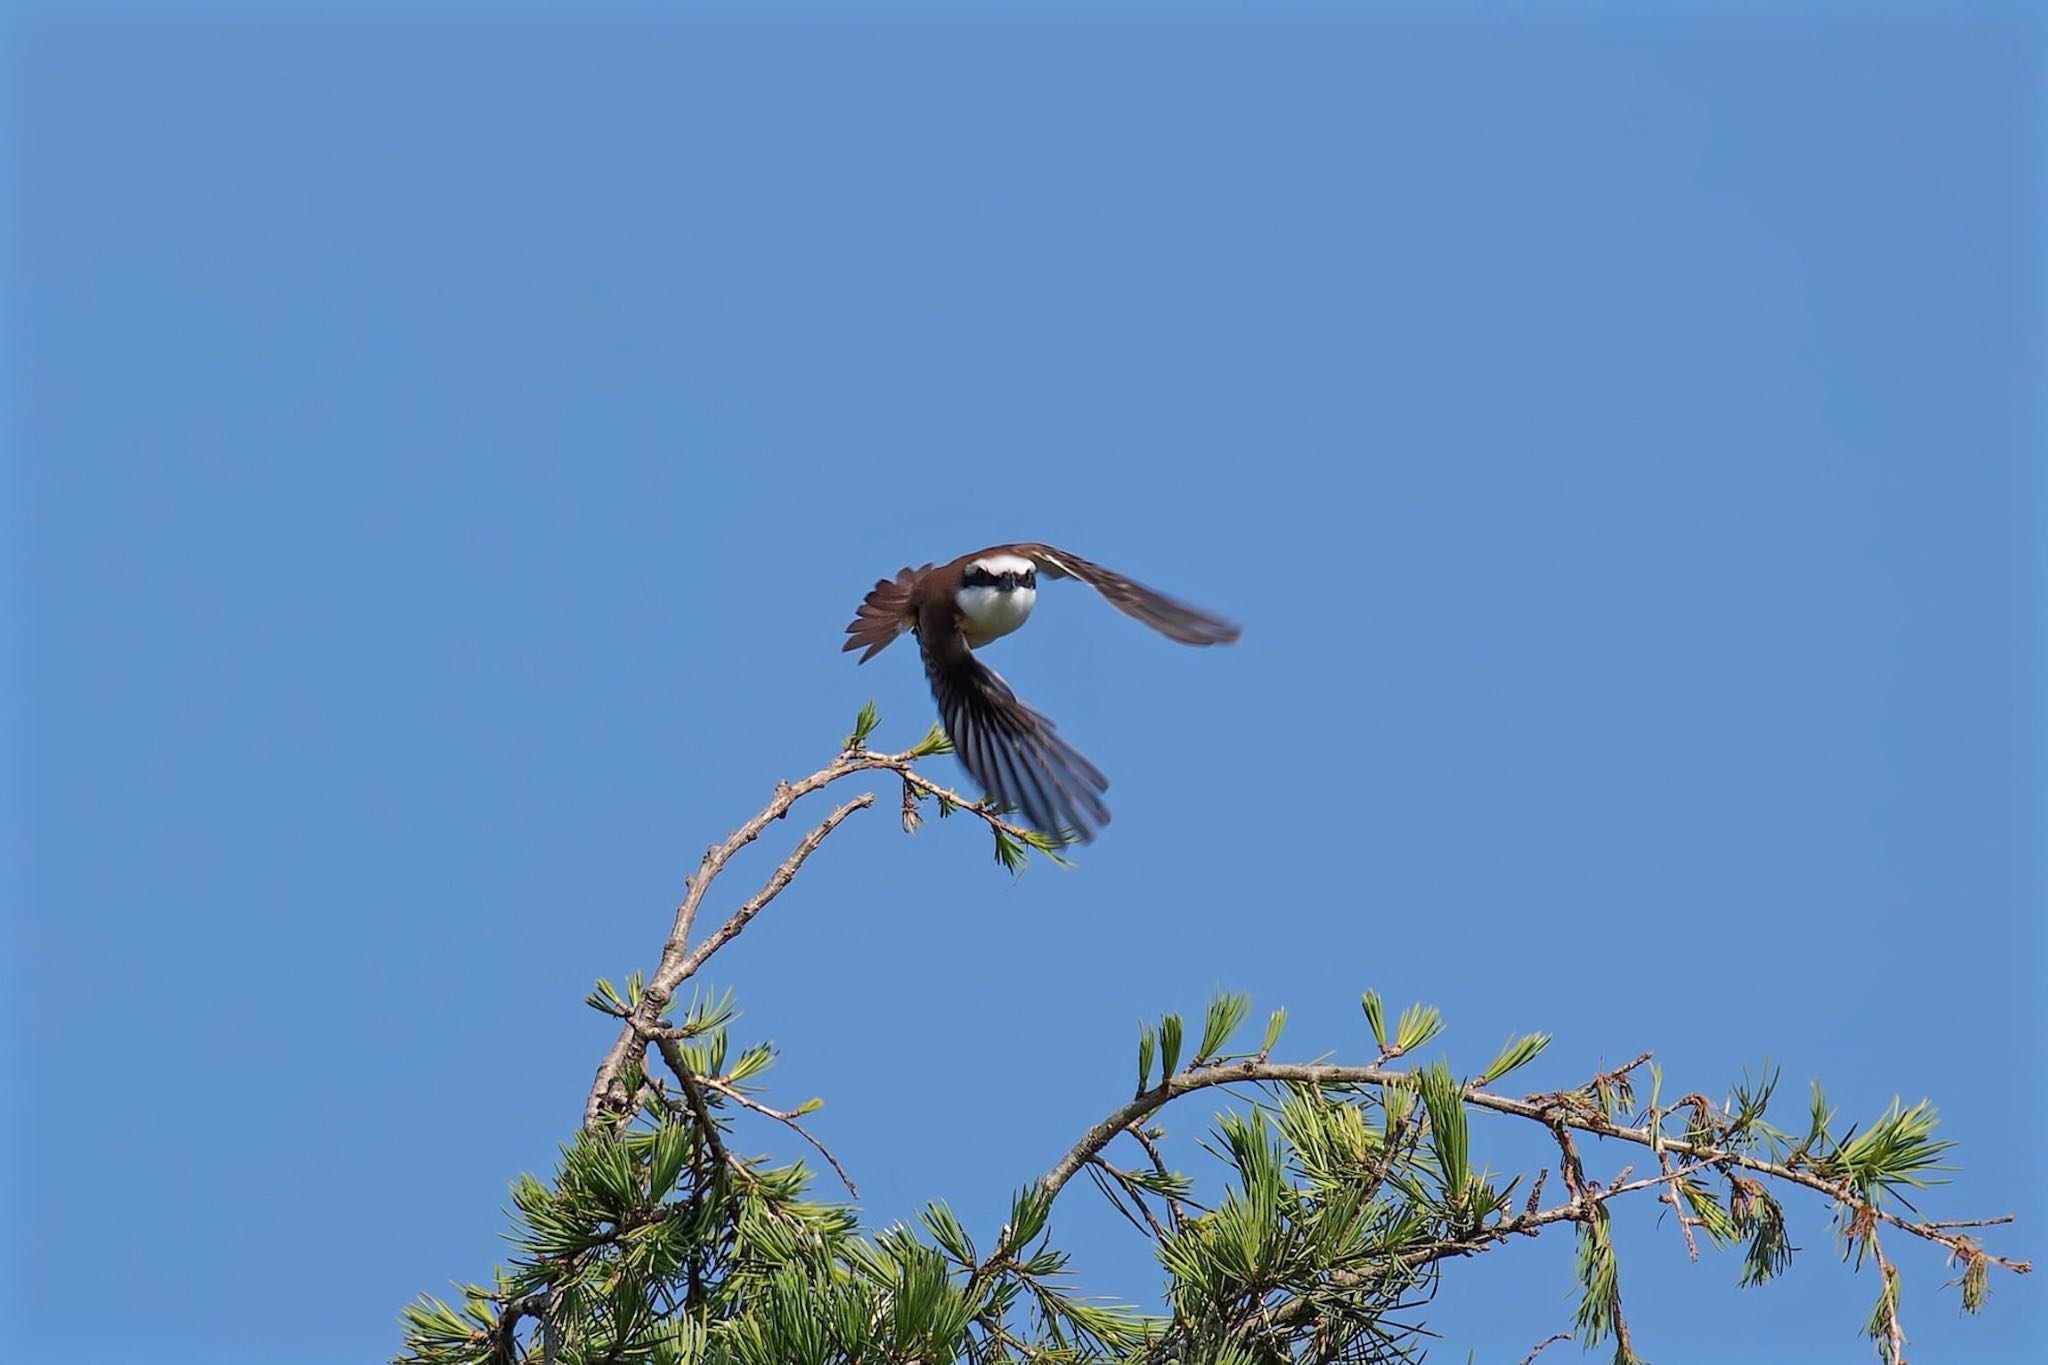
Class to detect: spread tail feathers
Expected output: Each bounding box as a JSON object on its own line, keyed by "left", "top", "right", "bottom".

{"left": 841, "top": 565, "right": 929, "bottom": 663}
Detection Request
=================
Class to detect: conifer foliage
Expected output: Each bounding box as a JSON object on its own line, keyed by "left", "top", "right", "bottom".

{"left": 399, "top": 711, "right": 2027, "bottom": 1365}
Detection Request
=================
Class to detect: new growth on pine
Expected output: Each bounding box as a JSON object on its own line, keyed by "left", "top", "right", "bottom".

{"left": 398, "top": 707, "right": 2029, "bottom": 1365}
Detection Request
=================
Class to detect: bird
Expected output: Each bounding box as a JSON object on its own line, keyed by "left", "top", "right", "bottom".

{"left": 843, "top": 543, "right": 1240, "bottom": 842}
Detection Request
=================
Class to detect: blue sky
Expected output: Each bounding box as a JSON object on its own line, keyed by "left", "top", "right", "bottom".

{"left": 3, "top": 2, "right": 2041, "bottom": 1361}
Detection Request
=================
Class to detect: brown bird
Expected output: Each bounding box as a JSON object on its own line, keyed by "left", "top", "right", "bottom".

{"left": 843, "top": 543, "right": 1240, "bottom": 842}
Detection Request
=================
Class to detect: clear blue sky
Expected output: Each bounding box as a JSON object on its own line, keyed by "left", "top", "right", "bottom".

{"left": 3, "top": 2, "right": 2041, "bottom": 1361}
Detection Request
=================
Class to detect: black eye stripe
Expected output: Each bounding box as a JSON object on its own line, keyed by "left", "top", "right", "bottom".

{"left": 963, "top": 566, "right": 1037, "bottom": 589}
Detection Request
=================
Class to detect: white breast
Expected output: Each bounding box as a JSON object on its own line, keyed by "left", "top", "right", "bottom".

{"left": 956, "top": 584, "right": 1037, "bottom": 646}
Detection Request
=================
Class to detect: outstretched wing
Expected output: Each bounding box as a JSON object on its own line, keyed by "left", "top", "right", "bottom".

{"left": 841, "top": 564, "right": 932, "bottom": 663}
{"left": 1011, "top": 543, "right": 1241, "bottom": 646}
{"left": 920, "top": 626, "right": 1111, "bottom": 842}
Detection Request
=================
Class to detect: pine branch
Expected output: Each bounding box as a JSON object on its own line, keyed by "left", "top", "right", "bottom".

{"left": 1015, "top": 1056, "right": 2031, "bottom": 1280}
{"left": 405, "top": 733, "right": 2029, "bottom": 1365}
{"left": 584, "top": 719, "right": 1060, "bottom": 1132}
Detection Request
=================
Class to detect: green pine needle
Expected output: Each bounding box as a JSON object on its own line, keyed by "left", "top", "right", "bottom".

{"left": 1361, "top": 989, "right": 1388, "bottom": 1051}
{"left": 991, "top": 825, "right": 1028, "bottom": 873}
{"left": 846, "top": 700, "right": 882, "bottom": 751}
{"left": 1259, "top": 1007, "right": 1287, "bottom": 1057}
{"left": 1196, "top": 991, "right": 1252, "bottom": 1064}
{"left": 1159, "top": 1013, "right": 1184, "bottom": 1078}
{"left": 1478, "top": 1032, "right": 1551, "bottom": 1086}
{"left": 1394, "top": 1001, "right": 1444, "bottom": 1055}
{"left": 1419, "top": 1062, "right": 1470, "bottom": 1208}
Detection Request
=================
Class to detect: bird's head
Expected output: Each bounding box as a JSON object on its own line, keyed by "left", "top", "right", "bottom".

{"left": 961, "top": 558, "right": 1038, "bottom": 593}
{"left": 956, "top": 554, "right": 1039, "bottom": 643}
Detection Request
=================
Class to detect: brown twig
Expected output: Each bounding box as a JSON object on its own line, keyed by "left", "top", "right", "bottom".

{"left": 1125, "top": 1121, "right": 1186, "bottom": 1228}
{"left": 1868, "top": 1227, "right": 1908, "bottom": 1364}
{"left": 668, "top": 794, "right": 873, "bottom": 981}
{"left": 694, "top": 1072, "right": 860, "bottom": 1198}
{"left": 1086, "top": 1156, "right": 1167, "bottom": 1239}
{"left": 1926, "top": 1216, "right": 2015, "bottom": 1230}
{"left": 648, "top": 1036, "right": 731, "bottom": 1176}
{"left": 895, "top": 766, "right": 1045, "bottom": 844}
{"left": 1650, "top": 1104, "right": 1700, "bottom": 1263}
{"left": 987, "top": 1059, "right": 2031, "bottom": 1281}
{"left": 1520, "top": 1331, "right": 1572, "bottom": 1365}
{"left": 1524, "top": 1167, "right": 1548, "bottom": 1219}
{"left": 584, "top": 742, "right": 1040, "bottom": 1133}
{"left": 471, "top": 1289, "right": 550, "bottom": 1363}
{"left": 1349, "top": 1161, "right": 1724, "bottom": 1276}
{"left": 1546, "top": 1120, "right": 1591, "bottom": 1206}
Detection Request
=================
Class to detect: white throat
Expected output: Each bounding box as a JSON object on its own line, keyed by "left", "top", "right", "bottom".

{"left": 957, "top": 583, "right": 1036, "bottom": 646}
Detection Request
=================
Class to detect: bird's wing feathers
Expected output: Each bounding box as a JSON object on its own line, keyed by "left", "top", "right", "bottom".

{"left": 920, "top": 626, "right": 1110, "bottom": 842}
{"left": 847, "top": 544, "right": 1235, "bottom": 842}
{"left": 842, "top": 564, "right": 932, "bottom": 663}
{"left": 1011, "top": 543, "right": 1241, "bottom": 646}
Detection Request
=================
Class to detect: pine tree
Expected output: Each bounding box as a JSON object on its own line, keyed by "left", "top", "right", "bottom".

{"left": 398, "top": 708, "right": 2028, "bottom": 1365}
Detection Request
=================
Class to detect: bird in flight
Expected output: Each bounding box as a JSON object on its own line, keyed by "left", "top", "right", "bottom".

{"left": 843, "top": 543, "right": 1240, "bottom": 842}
